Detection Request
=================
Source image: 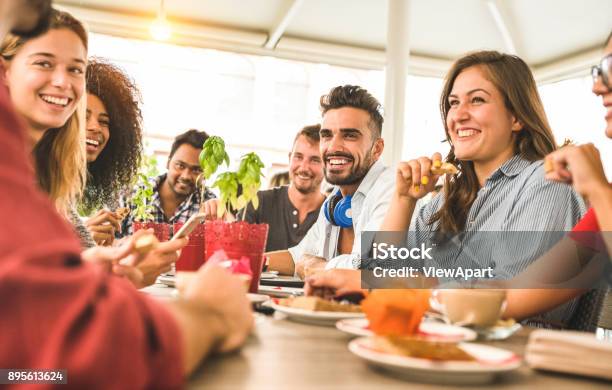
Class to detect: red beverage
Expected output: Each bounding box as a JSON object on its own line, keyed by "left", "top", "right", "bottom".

{"left": 204, "top": 221, "right": 269, "bottom": 293}
{"left": 174, "top": 222, "right": 205, "bottom": 271}
{"left": 132, "top": 222, "right": 170, "bottom": 242}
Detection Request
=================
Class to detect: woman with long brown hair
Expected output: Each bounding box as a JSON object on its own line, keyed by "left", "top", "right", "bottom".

{"left": 383, "top": 51, "right": 582, "bottom": 234}
{"left": 379, "top": 51, "right": 586, "bottom": 326}
{"left": 382, "top": 51, "right": 583, "bottom": 242}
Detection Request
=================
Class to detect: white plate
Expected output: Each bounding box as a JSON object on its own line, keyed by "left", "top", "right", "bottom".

{"left": 253, "top": 312, "right": 267, "bottom": 325}
{"left": 258, "top": 285, "right": 303, "bottom": 298}
{"left": 248, "top": 293, "right": 270, "bottom": 305}
{"left": 270, "top": 301, "right": 365, "bottom": 326}
{"left": 157, "top": 274, "right": 175, "bottom": 287}
{"left": 349, "top": 337, "right": 521, "bottom": 385}
{"left": 475, "top": 322, "right": 522, "bottom": 340}
{"left": 336, "top": 319, "right": 477, "bottom": 342}
{"left": 260, "top": 272, "right": 278, "bottom": 279}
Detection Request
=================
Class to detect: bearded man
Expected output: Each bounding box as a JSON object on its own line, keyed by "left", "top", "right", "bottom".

{"left": 267, "top": 85, "right": 394, "bottom": 278}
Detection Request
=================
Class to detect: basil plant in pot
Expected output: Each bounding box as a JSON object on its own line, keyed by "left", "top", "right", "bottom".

{"left": 199, "top": 136, "right": 269, "bottom": 293}
{"left": 130, "top": 154, "right": 170, "bottom": 241}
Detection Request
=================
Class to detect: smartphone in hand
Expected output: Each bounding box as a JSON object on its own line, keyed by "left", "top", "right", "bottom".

{"left": 172, "top": 212, "right": 206, "bottom": 240}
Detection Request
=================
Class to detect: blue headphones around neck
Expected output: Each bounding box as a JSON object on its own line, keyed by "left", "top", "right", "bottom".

{"left": 323, "top": 190, "right": 353, "bottom": 228}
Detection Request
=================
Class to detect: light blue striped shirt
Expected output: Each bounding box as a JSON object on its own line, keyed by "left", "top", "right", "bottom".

{"left": 410, "top": 155, "right": 587, "bottom": 327}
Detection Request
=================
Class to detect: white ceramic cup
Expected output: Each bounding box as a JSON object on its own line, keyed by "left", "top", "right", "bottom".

{"left": 430, "top": 289, "right": 507, "bottom": 328}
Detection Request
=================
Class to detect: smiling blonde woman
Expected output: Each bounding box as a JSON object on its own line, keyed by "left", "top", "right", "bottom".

{"left": 1, "top": 9, "right": 87, "bottom": 216}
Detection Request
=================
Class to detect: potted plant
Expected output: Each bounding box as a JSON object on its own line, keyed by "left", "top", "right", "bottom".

{"left": 199, "top": 136, "right": 268, "bottom": 293}
{"left": 131, "top": 154, "right": 170, "bottom": 241}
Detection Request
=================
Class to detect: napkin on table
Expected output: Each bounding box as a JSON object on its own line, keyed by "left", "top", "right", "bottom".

{"left": 526, "top": 329, "right": 612, "bottom": 381}
{"left": 207, "top": 249, "right": 252, "bottom": 277}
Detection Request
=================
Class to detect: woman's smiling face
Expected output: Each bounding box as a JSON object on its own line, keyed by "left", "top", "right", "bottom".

{"left": 85, "top": 93, "right": 110, "bottom": 163}
{"left": 446, "top": 65, "right": 522, "bottom": 170}
{"left": 3, "top": 28, "right": 86, "bottom": 138}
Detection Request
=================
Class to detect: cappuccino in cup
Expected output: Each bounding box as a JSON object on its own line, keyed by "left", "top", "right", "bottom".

{"left": 430, "top": 289, "right": 507, "bottom": 328}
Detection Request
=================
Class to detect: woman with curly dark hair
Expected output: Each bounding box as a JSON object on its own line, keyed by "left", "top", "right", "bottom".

{"left": 82, "top": 58, "right": 143, "bottom": 246}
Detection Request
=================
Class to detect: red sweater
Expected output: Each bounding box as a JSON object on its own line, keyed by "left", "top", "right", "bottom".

{"left": 0, "top": 75, "right": 183, "bottom": 389}
{"left": 570, "top": 208, "right": 607, "bottom": 254}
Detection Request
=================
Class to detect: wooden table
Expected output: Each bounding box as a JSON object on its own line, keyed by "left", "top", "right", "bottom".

{"left": 141, "top": 284, "right": 611, "bottom": 389}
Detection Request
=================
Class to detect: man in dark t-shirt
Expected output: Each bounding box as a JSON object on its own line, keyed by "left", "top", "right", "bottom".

{"left": 243, "top": 125, "right": 325, "bottom": 251}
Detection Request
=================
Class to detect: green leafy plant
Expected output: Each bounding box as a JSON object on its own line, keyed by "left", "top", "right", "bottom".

{"left": 236, "top": 152, "right": 265, "bottom": 211}
{"left": 131, "top": 154, "right": 159, "bottom": 222}
{"left": 199, "top": 136, "right": 230, "bottom": 180}
{"left": 199, "top": 137, "right": 264, "bottom": 219}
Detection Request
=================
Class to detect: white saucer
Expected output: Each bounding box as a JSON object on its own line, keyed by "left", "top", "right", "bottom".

{"left": 247, "top": 293, "right": 270, "bottom": 305}
{"left": 336, "top": 318, "right": 477, "bottom": 342}
{"left": 270, "top": 301, "right": 364, "bottom": 326}
{"left": 349, "top": 337, "right": 521, "bottom": 385}
{"left": 474, "top": 322, "right": 522, "bottom": 340}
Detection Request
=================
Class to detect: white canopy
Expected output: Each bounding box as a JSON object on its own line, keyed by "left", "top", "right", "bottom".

{"left": 55, "top": 0, "right": 612, "bottom": 81}
{"left": 54, "top": 0, "right": 612, "bottom": 168}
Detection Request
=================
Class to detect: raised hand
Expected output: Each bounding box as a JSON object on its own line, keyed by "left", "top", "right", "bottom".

{"left": 200, "top": 199, "right": 235, "bottom": 221}
{"left": 544, "top": 144, "right": 609, "bottom": 199}
{"left": 85, "top": 209, "right": 121, "bottom": 246}
{"left": 395, "top": 152, "right": 444, "bottom": 199}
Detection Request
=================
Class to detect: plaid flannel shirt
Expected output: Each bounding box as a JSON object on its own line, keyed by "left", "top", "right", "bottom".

{"left": 119, "top": 173, "right": 216, "bottom": 237}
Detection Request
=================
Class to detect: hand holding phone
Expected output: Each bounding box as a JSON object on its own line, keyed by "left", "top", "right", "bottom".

{"left": 172, "top": 212, "right": 206, "bottom": 240}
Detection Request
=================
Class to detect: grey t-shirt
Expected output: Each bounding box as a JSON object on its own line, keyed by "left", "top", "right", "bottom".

{"left": 243, "top": 186, "right": 320, "bottom": 252}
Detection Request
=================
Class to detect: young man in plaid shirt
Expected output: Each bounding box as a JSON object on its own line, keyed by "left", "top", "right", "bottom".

{"left": 120, "top": 129, "right": 216, "bottom": 236}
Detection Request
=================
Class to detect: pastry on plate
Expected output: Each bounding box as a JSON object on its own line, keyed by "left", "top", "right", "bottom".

{"left": 279, "top": 296, "right": 362, "bottom": 313}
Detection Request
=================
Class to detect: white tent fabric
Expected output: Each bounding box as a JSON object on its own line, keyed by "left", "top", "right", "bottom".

{"left": 56, "top": 0, "right": 612, "bottom": 80}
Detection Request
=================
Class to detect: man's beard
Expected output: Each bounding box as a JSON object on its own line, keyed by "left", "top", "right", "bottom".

{"left": 291, "top": 171, "right": 319, "bottom": 195}
{"left": 171, "top": 179, "right": 194, "bottom": 196}
{"left": 324, "top": 151, "right": 373, "bottom": 186}
{"left": 295, "top": 181, "right": 317, "bottom": 195}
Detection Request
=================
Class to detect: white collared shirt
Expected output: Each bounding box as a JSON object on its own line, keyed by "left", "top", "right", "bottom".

{"left": 288, "top": 159, "right": 395, "bottom": 269}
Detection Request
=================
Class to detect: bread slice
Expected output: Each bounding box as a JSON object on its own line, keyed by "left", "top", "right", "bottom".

{"left": 430, "top": 162, "right": 458, "bottom": 175}
{"left": 115, "top": 207, "right": 130, "bottom": 220}
{"left": 375, "top": 336, "right": 475, "bottom": 361}
{"left": 279, "top": 296, "right": 362, "bottom": 313}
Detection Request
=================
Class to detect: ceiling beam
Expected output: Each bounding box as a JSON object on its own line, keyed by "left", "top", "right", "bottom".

{"left": 264, "top": 0, "right": 305, "bottom": 50}
{"left": 533, "top": 47, "right": 600, "bottom": 84}
{"left": 485, "top": 0, "right": 520, "bottom": 55}
{"left": 55, "top": 3, "right": 267, "bottom": 45}
{"left": 55, "top": 2, "right": 451, "bottom": 75}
